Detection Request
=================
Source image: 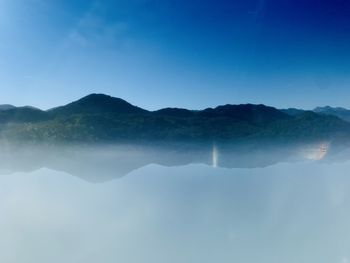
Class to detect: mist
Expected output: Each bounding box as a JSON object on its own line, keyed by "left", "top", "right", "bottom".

{"left": 0, "top": 142, "right": 350, "bottom": 262}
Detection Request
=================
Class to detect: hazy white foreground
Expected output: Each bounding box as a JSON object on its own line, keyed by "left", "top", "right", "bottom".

{"left": 0, "top": 144, "right": 350, "bottom": 263}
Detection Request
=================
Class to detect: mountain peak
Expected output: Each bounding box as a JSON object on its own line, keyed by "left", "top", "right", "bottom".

{"left": 313, "top": 106, "right": 350, "bottom": 122}
{"left": 48, "top": 93, "right": 148, "bottom": 116}
{"left": 199, "top": 103, "right": 290, "bottom": 124}
{"left": 314, "top": 106, "right": 348, "bottom": 112}
{"left": 79, "top": 93, "right": 117, "bottom": 101}
{"left": 0, "top": 104, "right": 16, "bottom": 111}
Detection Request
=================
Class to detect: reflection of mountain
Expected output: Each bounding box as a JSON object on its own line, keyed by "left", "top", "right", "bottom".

{"left": 0, "top": 141, "right": 349, "bottom": 183}
{"left": 1, "top": 94, "right": 350, "bottom": 143}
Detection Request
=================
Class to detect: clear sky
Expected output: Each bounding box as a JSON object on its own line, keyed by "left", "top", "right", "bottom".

{"left": 0, "top": 0, "right": 350, "bottom": 110}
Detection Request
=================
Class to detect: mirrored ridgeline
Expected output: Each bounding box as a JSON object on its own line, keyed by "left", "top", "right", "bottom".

{"left": 0, "top": 139, "right": 347, "bottom": 181}
{"left": 1, "top": 140, "right": 350, "bottom": 262}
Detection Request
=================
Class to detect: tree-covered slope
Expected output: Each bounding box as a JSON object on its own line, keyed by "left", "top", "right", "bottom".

{"left": 0, "top": 94, "right": 349, "bottom": 144}
{"left": 314, "top": 106, "right": 350, "bottom": 122}
{"left": 48, "top": 93, "right": 148, "bottom": 117}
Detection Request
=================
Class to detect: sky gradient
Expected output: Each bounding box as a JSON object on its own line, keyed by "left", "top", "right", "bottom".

{"left": 0, "top": 0, "right": 350, "bottom": 110}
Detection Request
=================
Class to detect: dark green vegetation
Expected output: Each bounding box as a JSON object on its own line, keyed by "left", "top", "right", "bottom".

{"left": 283, "top": 106, "right": 350, "bottom": 122}
{"left": 314, "top": 106, "right": 350, "bottom": 122}
{"left": 0, "top": 93, "right": 350, "bottom": 144}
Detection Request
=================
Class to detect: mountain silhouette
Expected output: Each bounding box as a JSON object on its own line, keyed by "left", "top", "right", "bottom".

{"left": 48, "top": 93, "right": 148, "bottom": 116}
{"left": 314, "top": 106, "right": 350, "bottom": 122}
{"left": 0, "top": 93, "right": 349, "bottom": 144}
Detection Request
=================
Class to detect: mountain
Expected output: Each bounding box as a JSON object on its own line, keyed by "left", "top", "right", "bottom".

{"left": 200, "top": 104, "right": 291, "bottom": 124}
{"left": 153, "top": 108, "right": 196, "bottom": 118}
{"left": 314, "top": 106, "right": 350, "bottom": 122}
{"left": 281, "top": 108, "right": 305, "bottom": 116}
{"left": 0, "top": 93, "right": 349, "bottom": 144}
{"left": 48, "top": 93, "right": 148, "bottom": 117}
{"left": 0, "top": 104, "right": 16, "bottom": 111}
{"left": 252, "top": 111, "right": 350, "bottom": 141}
{"left": 0, "top": 107, "right": 49, "bottom": 124}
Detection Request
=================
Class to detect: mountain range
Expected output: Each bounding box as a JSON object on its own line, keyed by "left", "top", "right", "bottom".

{"left": 0, "top": 93, "right": 350, "bottom": 144}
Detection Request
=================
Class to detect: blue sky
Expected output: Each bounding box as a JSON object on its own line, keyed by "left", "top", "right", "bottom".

{"left": 0, "top": 0, "right": 350, "bottom": 110}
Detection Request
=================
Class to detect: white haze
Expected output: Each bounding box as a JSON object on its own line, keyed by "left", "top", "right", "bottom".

{"left": 0, "top": 146, "right": 350, "bottom": 262}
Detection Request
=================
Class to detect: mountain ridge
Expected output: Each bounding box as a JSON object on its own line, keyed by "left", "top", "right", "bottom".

{"left": 48, "top": 93, "right": 148, "bottom": 117}
{"left": 313, "top": 106, "right": 350, "bottom": 122}
{"left": 0, "top": 93, "right": 349, "bottom": 144}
